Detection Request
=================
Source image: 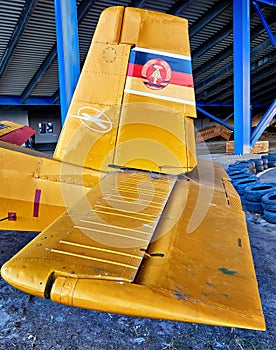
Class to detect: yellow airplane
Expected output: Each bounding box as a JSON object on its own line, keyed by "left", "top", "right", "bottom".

{"left": 0, "top": 120, "right": 35, "bottom": 146}
{"left": 0, "top": 7, "right": 265, "bottom": 330}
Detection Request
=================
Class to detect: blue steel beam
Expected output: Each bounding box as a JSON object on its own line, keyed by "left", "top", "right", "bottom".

{"left": 205, "top": 59, "right": 276, "bottom": 103}
{"left": 130, "top": 0, "right": 148, "bottom": 8}
{"left": 253, "top": 1, "right": 276, "bottom": 48}
{"left": 194, "top": 46, "right": 232, "bottom": 78}
{"left": 233, "top": 0, "right": 251, "bottom": 154}
{"left": 54, "top": 0, "right": 80, "bottom": 124}
{"left": 0, "top": 96, "right": 58, "bottom": 106}
{"left": 52, "top": 90, "right": 60, "bottom": 104}
{"left": 196, "top": 48, "right": 276, "bottom": 95}
{"left": 197, "top": 102, "right": 234, "bottom": 107}
{"left": 223, "top": 113, "right": 234, "bottom": 122}
{"left": 251, "top": 99, "right": 276, "bottom": 146}
{"left": 169, "top": 0, "right": 194, "bottom": 16}
{"left": 202, "top": 62, "right": 275, "bottom": 104}
{"left": 0, "top": 0, "right": 38, "bottom": 78}
{"left": 189, "top": 1, "right": 231, "bottom": 37}
{"left": 252, "top": 82, "right": 276, "bottom": 101}
{"left": 193, "top": 14, "right": 274, "bottom": 82}
{"left": 21, "top": 0, "right": 95, "bottom": 109}
{"left": 77, "top": 0, "right": 98, "bottom": 22}
{"left": 197, "top": 102, "right": 264, "bottom": 108}
{"left": 192, "top": 23, "right": 232, "bottom": 60}
{"left": 196, "top": 106, "right": 234, "bottom": 131}
{"left": 255, "top": 0, "right": 276, "bottom": 5}
{"left": 21, "top": 46, "right": 57, "bottom": 103}
{"left": 192, "top": 10, "right": 272, "bottom": 61}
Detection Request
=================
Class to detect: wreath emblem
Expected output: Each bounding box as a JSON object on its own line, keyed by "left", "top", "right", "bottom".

{"left": 141, "top": 58, "right": 171, "bottom": 90}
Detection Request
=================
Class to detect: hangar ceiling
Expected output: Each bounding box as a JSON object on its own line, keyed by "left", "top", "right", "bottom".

{"left": 0, "top": 0, "right": 275, "bottom": 111}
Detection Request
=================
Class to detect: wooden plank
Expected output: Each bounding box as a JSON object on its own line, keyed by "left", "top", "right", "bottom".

{"left": 226, "top": 140, "right": 269, "bottom": 154}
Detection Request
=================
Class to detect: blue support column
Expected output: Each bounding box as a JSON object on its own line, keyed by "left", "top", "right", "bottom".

{"left": 196, "top": 106, "right": 234, "bottom": 131}
{"left": 54, "top": 0, "right": 80, "bottom": 124}
{"left": 253, "top": 1, "right": 276, "bottom": 48}
{"left": 233, "top": 0, "right": 251, "bottom": 154}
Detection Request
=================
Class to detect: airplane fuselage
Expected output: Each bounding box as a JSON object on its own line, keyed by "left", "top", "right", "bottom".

{"left": 0, "top": 141, "right": 101, "bottom": 232}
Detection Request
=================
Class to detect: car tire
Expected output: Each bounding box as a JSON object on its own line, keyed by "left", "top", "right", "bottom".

{"left": 261, "top": 192, "right": 276, "bottom": 212}
{"left": 244, "top": 183, "right": 276, "bottom": 202}
{"left": 233, "top": 178, "right": 260, "bottom": 195}
{"left": 254, "top": 159, "right": 263, "bottom": 166}
{"left": 255, "top": 165, "right": 264, "bottom": 173}
{"left": 244, "top": 200, "right": 263, "bottom": 213}
{"left": 227, "top": 169, "right": 248, "bottom": 176}
{"left": 267, "top": 154, "right": 276, "bottom": 162}
{"left": 263, "top": 210, "right": 276, "bottom": 223}
{"left": 230, "top": 174, "right": 256, "bottom": 182}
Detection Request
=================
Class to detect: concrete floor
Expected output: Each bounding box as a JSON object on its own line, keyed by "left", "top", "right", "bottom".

{"left": 258, "top": 168, "right": 276, "bottom": 182}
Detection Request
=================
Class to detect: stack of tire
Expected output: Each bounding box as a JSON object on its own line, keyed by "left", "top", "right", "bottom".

{"left": 232, "top": 177, "right": 260, "bottom": 205}
{"left": 251, "top": 158, "right": 266, "bottom": 173}
{"left": 226, "top": 157, "right": 276, "bottom": 223}
{"left": 227, "top": 161, "right": 260, "bottom": 205}
{"left": 261, "top": 191, "right": 276, "bottom": 223}
{"left": 260, "top": 153, "right": 276, "bottom": 223}
{"left": 261, "top": 153, "right": 276, "bottom": 169}
{"left": 243, "top": 183, "right": 276, "bottom": 215}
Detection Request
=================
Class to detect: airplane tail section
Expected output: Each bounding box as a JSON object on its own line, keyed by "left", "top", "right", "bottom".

{"left": 1, "top": 7, "right": 266, "bottom": 330}
{"left": 1, "top": 163, "right": 266, "bottom": 330}
{"left": 54, "top": 7, "right": 197, "bottom": 175}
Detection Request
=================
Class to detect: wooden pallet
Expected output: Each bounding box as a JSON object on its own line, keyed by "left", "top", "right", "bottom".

{"left": 196, "top": 125, "right": 232, "bottom": 143}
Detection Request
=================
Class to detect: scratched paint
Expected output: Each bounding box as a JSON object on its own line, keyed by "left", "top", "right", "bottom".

{"left": 174, "top": 286, "right": 189, "bottom": 300}
{"left": 218, "top": 268, "right": 237, "bottom": 275}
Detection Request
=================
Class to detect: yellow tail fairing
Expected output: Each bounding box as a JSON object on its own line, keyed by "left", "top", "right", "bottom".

{"left": 1, "top": 163, "right": 265, "bottom": 330}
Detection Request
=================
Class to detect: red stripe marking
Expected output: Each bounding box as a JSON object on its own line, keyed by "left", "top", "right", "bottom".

{"left": 127, "top": 63, "right": 142, "bottom": 78}
{"left": 127, "top": 63, "right": 194, "bottom": 88}
{"left": 171, "top": 71, "right": 194, "bottom": 88}
{"left": 33, "top": 189, "right": 41, "bottom": 217}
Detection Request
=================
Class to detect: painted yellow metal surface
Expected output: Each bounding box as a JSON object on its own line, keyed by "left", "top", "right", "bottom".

{"left": 0, "top": 141, "right": 101, "bottom": 232}
{"left": 0, "top": 6, "right": 265, "bottom": 330}
{"left": 1, "top": 172, "right": 176, "bottom": 292}
{"left": 0, "top": 120, "right": 23, "bottom": 136}
{"left": 113, "top": 103, "right": 196, "bottom": 174}
{"left": 1, "top": 161, "right": 265, "bottom": 330}
{"left": 54, "top": 6, "right": 197, "bottom": 174}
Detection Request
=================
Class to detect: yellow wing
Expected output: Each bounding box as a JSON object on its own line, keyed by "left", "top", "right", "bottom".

{"left": 1, "top": 161, "right": 265, "bottom": 330}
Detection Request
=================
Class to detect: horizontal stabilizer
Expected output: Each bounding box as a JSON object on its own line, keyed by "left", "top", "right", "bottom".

{"left": 1, "top": 160, "right": 265, "bottom": 330}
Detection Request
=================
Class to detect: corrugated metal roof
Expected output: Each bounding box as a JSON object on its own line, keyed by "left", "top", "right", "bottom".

{"left": 0, "top": 0, "right": 275, "bottom": 112}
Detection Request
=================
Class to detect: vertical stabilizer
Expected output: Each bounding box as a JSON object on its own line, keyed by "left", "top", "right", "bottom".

{"left": 54, "top": 7, "right": 197, "bottom": 175}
